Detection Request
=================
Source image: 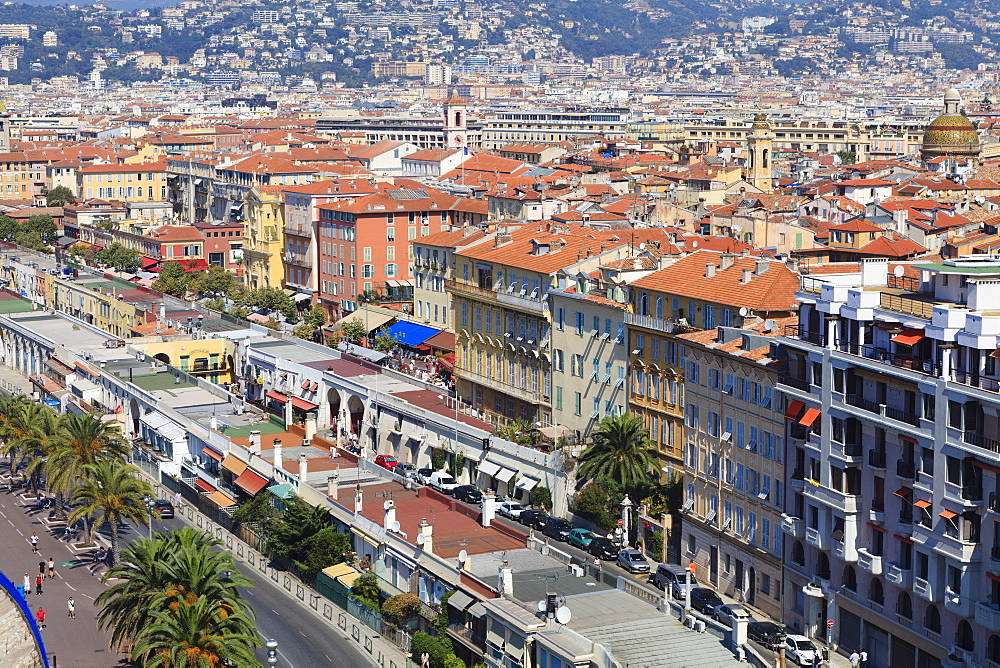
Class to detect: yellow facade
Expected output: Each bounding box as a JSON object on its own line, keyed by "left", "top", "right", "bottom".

{"left": 78, "top": 167, "right": 169, "bottom": 202}
{"left": 130, "top": 337, "right": 237, "bottom": 385}
{"left": 53, "top": 279, "right": 142, "bottom": 338}
{"left": 243, "top": 187, "right": 285, "bottom": 290}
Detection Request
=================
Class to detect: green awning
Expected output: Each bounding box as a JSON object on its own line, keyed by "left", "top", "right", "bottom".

{"left": 268, "top": 483, "right": 295, "bottom": 499}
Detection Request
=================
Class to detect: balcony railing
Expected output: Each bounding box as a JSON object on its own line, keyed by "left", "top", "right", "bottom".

{"left": 784, "top": 324, "right": 826, "bottom": 346}
{"left": 961, "top": 485, "right": 983, "bottom": 503}
{"left": 782, "top": 376, "right": 811, "bottom": 392}
{"left": 964, "top": 431, "right": 1000, "bottom": 455}
{"left": 445, "top": 279, "right": 547, "bottom": 314}
{"left": 896, "top": 460, "right": 917, "bottom": 479}
{"left": 887, "top": 274, "right": 923, "bottom": 293}
{"left": 846, "top": 394, "right": 881, "bottom": 414}
{"left": 879, "top": 293, "right": 935, "bottom": 319}
{"left": 869, "top": 450, "right": 887, "bottom": 469}
{"left": 951, "top": 371, "right": 1000, "bottom": 393}
{"left": 456, "top": 367, "right": 549, "bottom": 405}
{"left": 835, "top": 340, "right": 941, "bottom": 376}
{"left": 448, "top": 623, "right": 486, "bottom": 652}
{"left": 884, "top": 405, "right": 921, "bottom": 426}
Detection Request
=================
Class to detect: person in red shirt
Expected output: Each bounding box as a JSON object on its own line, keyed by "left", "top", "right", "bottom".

{"left": 35, "top": 607, "right": 45, "bottom": 628}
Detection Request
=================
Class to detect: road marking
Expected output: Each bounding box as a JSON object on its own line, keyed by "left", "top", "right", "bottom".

{"left": 65, "top": 584, "right": 76, "bottom": 591}
{"left": 271, "top": 609, "right": 280, "bottom": 616}
{"left": 298, "top": 631, "right": 307, "bottom": 638}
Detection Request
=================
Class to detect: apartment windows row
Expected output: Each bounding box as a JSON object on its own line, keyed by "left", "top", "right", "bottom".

{"left": 558, "top": 388, "right": 622, "bottom": 419}
{"left": 691, "top": 491, "right": 783, "bottom": 556}
{"left": 320, "top": 280, "right": 348, "bottom": 297}
{"left": 464, "top": 345, "right": 549, "bottom": 392}
{"left": 88, "top": 186, "right": 166, "bottom": 200}
{"left": 320, "top": 261, "right": 355, "bottom": 278}
{"left": 633, "top": 369, "right": 681, "bottom": 404}
{"left": 646, "top": 414, "right": 676, "bottom": 450}
{"left": 462, "top": 305, "right": 548, "bottom": 342}
{"left": 696, "top": 410, "right": 784, "bottom": 462}
{"left": 415, "top": 273, "right": 444, "bottom": 292}
{"left": 634, "top": 293, "right": 737, "bottom": 330}
{"left": 685, "top": 443, "right": 784, "bottom": 502}
{"left": 84, "top": 172, "right": 163, "bottom": 182}
{"left": 320, "top": 242, "right": 351, "bottom": 259}
{"left": 415, "top": 300, "right": 447, "bottom": 325}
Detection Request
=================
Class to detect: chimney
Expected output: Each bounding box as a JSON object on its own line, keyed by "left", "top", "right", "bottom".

{"left": 298, "top": 453, "right": 308, "bottom": 485}
{"left": 384, "top": 499, "right": 396, "bottom": 531}
{"left": 741, "top": 268, "right": 753, "bottom": 284}
{"left": 418, "top": 518, "right": 433, "bottom": 553}
{"left": 354, "top": 486, "right": 363, "bottom": 514}
{"left": 326, "top": 472, "right": 338, "bottom": 498}
{"left": 705, "top": 262, "right": 716, "bottom": 278}
{"left": 482, "top": 492, "right": 496, "bottom": 527}
{"left": 248, "top": 430, "right": 261, "bottom": 454}
{"left": 720, "top": 252, "right": 735, "bottom": 270}
{"left": 158, "top": 302, "right": 166, "bottom": 322}
{"left": 755, "top": 259, "right": 769, "bottom": 276}
{"left": 499, "top": 560, "right": 514, "bottom": 597}
{"left": 305, "top": 412, "right": 317, "bottom": 440}
{"left": 284, "top": 397, "right": 294, "bottom": 427}
{"left": 272, "top": 438, "right": 282, "bottom": 472}
{"left": 210, "top": 415, "right": 218, "bottom": 431}
{"left": 786, "top": 257, "right": 799, "bottom": 274}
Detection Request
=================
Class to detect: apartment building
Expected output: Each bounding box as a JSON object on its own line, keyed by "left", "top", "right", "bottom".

{"left": 242, "top": 185, "right": 285, "bottom": 290}
{"left": 481, "top": 109, "right": 631, "bottom": 150}
{"left": 626, "top": 250, "right": 799, "bottom": 478}
{"left": 675, "top": 319, "right": 792, "bottom": 622}
{"left": 77, "top": 161, "right": 169, "bottom": 203}
{"left": 411, "top": 225, "right": 490, "bottom": 330}
{"left": 684, "top": 117, "right": 873, "bottom": 161}
{"left": 777, "top": 257, "right": 1000, "bottom": 667}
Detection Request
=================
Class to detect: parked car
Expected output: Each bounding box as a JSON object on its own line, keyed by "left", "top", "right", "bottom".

{"left": 396, "top": 463, "right": 416, "bottom": 478}
{"left": 588, "top": 537, "right": 620, "bottom": 560}
{"left": 428, "top": 471, "right": 459, "bottom": 494}
{"left": 783, "top": 635, "right": 821, "bottom": 666}
{"left": 714, "top": 604, "right": 752, "bottom": 628}
{"left": 497, "top": 501, "right": 526, "bottom": 519}
{"left": 153, "top": 500, "right": 174, "bottom": 519}
{"left": 415, "top": 468, "right": 433, "bottom": 485}
{"left": 453, "top": 485, "right": 484, "bottom": 504}
{"left": 747, "top": 621, "right": 785, "bottom": 649}
{"left": 652, "top": 564, "right": 697, "bottom": 598}
{"left": 565, "top": 528, "right": 594, "bottom": 549}
{"left": 689, "top": 588, "right": 724, "bottom": 616}
{"left": 616, "top": 548, "right": 649, "bottom": 574}
{"left": 374, "top": 455, "right": 398, "bottom": 471}
{"left": 519, "top": 509, "right": 548, "bottom": 530}
{"left": 542, "top": 517, "right": 573, "bottom": 541}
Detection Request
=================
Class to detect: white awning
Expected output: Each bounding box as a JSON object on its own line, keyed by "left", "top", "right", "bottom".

{"left": 495, "top": 467, "right": 516, "bottom": 483}
{"left": 447, "top": 590, "right": 475, "bottom": 610}
{"left": 478, "top": 460, "right": 501, "bottom": 478}
{"left": 139, "top": 412, "right": 186, "bottom": 441}
{"left": 292, "top": 292, "right": 312, "bottom": 302}
{"left": 516, "top": 476, "right": 540, "bottom": 492}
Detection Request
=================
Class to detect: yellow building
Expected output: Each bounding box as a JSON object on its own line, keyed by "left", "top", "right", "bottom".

{"left": 243, "top": 185, "right": 286, "bottom": 290}
{"left": 130, "top": 337, "right": 236, "bottom": 385}
{"left": 76, "top": 161, "right": 170, "bottom": 202}
{"left": 52, "top": 277, "right": 143, "bottom": 338}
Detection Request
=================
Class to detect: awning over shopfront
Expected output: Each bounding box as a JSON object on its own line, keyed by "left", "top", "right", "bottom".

{"left": 515, "top": 476, "right": 540, "bottom": 492}
{"left": 495, "top": 467, "right": 517, "bottom": 483}
{"left": 206, "top": 491, "right": 236, "bottom": 508}
{"left": 380, "top": 321, "right": 441, "bottom": 348}
{"left": 234, "top": 469, "right": 270, "bottom": 495}
{"left": 220, "top": 454, "right": 248, "bottom": 476}
{"left": 194, "top": 479, "right": 216, "bottom": 494}
{"left": 478, "top": 460, "right": 501, "bottom": 478}
{"left": 337, "top": 342, "right": 387, "bottom": 364}
{"left": 333, "top": 309, "right": 396, "bottom": 333}
{"left": 201, "top": 446, "right": 223, "bottom": 461}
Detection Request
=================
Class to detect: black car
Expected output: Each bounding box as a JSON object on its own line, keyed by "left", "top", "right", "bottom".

{"left": 542, "top": 517, "right": 572, "bottom": 541}
{"left": 519, "top": 509, "right": 548, "bottom": 530}
{"left": 748, "top": 621, "right": 785, "bottom": 649}
{"left": 689, "top": 588, "right": 724, "bottom": 616}
{"left": 153, "top": 500, "right": 175, "bottom": 519}
{"left": 453, "top": 485, "right": 484, "bottom": 504}
{"left": 588, "top": 537, "right": 620, "bottom": 560}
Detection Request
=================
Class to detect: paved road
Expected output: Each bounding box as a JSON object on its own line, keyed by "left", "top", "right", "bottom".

{"left": 0, "top": 470, "right": 371, "bottom": 668}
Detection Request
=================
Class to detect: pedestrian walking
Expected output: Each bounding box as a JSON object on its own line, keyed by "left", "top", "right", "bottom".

{"left": 23, "top": 573, "right": 29, "bottom": 595}
{"left": 38, "top": 561, "right": 45, "bottom": 577}
{"left": 860, "top": 649, "right": 868, "bottom": 668}
{"left": 849, "top": 650, "right": 861, "bottom": 668}
{"left": 47, "top": 558, "right": 55, "bottom": 579}
{"left": 34, "top": 575, "right": 42, "bottom": 595}
{"left": 174, "top": 490, "right": 182, "bottom": 509}
{"left": 30, "top": 532, "right": 38, "bottom": 553}
{"left": 66, "top": 597, "right": 75, "bottom": 619}
{"left": 35, "top": 607, "right": 45, "bottom": 629}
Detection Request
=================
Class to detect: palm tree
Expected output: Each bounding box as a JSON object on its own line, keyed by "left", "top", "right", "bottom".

{"left": 97, "top": 528, "right": 254, "bottom": 656}
{"left": 68, "top": 459, "right": 152, "bottom": 566}
{"left": 131, "top": 596, "right": 261, "bottom": 668}
{"left": 0, "top": 402, "right": 60, "bottom": 492}
{"left": 47, "top": 413, "right": 126, "bottom": 521}
{"left": 577, "top": 414, "right": 658, "bottom": 489}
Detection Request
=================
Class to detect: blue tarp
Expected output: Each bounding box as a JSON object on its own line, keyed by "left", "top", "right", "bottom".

{"left": 380, "top": 321, "right": 441, "bottom": 347}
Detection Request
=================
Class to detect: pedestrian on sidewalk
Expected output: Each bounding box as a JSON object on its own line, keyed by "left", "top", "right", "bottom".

{"left": 35, "top": 607, "right": 45, "bottom": 629}
{"left": 860, "top": 648, "right": 868, "bottom": 668}
{"left": 47, "top": 558, "right": 55, "bottom": 579}
{"left": 30, "top": 532, "right": 38, "bottom": 553}
{"left": 175, "top": 490, "right": 182, "bottom": 509}
{"left": 23, "top": 573, "right": 29, "bottom": 595}
{"left": 67, "top": 597, "right": 75, "bottom": 619}
{"left": 850, "top": 649, "right": 860, "bottom": 668}
{"left": 38, "top": 561, "right": 45, "bottom": 577}
{"left": 34, "top": 574, "right": 42, "bottom": 595}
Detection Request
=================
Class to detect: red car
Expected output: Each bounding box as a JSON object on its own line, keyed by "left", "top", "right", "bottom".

{"left": 374, "top": 455, "right": 398, "bottom": 471}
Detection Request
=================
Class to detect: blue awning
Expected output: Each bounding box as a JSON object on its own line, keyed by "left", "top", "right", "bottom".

{"left": 380, "top": 321, "right": 441, "bottom": 348}
{"left": 267, "top": 483, "right": 295, "bottom": 499}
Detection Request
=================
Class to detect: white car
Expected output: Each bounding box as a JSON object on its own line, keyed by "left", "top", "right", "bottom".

{"left": 784, "top": 635, "right": 821, "bottom": 666}
{"left": 714, "top": 604, "right": 752, "bottom": 628}
{"left": 428, "top": 471, "right": 459, "bottom": 494}
{"left": 497, "top": 501, "right": 526, "bottom": 519}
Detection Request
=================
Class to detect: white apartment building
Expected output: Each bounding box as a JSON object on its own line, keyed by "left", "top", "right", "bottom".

{"left": 777, "top": 257, "right": 1000, "bottom": 668}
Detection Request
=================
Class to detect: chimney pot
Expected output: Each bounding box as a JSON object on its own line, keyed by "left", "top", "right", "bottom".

{"left": 298, "top": 453, "right": 308, "bottom": 483}
{"left": 705, "top": 262, "right": 716, "bottom": 278}
{"left": 720, "top": 252, "right": 735, "bottom": 270}
{"left": 741, "top": 267, "right": 753, "bottom": 284}
{"left": 755, "top": 259, "right": 769, "bottom": 276}
{"left": 273, "top": 438, "right": 282, "bottom": 471}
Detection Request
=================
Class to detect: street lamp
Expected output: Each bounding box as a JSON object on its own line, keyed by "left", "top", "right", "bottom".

{"left": 265, "top": 638, "right": 278, "bottom": 665}
{"left": 144, "top": 496, "right": 155, "bottom": 539}
{"left": 620, "top": 495, "right": 633, "bottom": 548}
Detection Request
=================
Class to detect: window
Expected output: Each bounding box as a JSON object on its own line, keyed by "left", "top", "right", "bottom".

{"left": 556, "top": 308, "right": 565, "bottom": 330}
{"left": 762, "top": 518, "right": 771, "bottom": 549}
{"left": 575, "top": 312, "right": 585, "bottom": 335}
{"left": 555, "top": 387, "right": 563, "bottom": 411}
{"left": 573, "top": 392, "right": 581, "bottom": 416}
{"left": 385, "top": 263, "right": 397, "bottom": 278}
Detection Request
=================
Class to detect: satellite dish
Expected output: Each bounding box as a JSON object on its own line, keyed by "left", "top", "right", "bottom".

{"left": 391, "top": 520, "right": 401, "bottom": 533}
{"left": 738, "top": 307, "right": 749, "bottom": 316}
{"left": 765, "top": 319, "right": 776, "bottom": 331}
{"left": 384, "top": 500, "right": 394, "bottom": 510}
{"left": 893, "top": 265, "right": 904, "bottom": 277}
{"left": 416, "top": 534, "right": 425, "bottom": 546}
{"left": 537, "top": 600, "right": 547, "bottom": 613}
{"left": 458, "top": 549, "right": 468, "bottom": 564}
{"left": 555, "top": 606, "right": 572, "bottom": 625}
{"left": 732, "top": 224, "right": 742, "bottom": 232}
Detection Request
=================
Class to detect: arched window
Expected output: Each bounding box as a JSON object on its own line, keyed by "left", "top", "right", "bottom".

{"left": 842, "top": 566, "right": 857, "bottom": 592}
{"left": 868, "top": 578, "right": 883, "bottom": 606}
{"left": 956, "top": 620, "right": 974, "bottom": 651}
{"left": 792, "top": 541, "right": 804, "bottom": 566}
{"left": 762, "top": 148, "right": 770, "bottom": 169}
{"left": 639, "top": 292, "right": 649, "bottom": 316}
{"left": 655, "top": 296, "right": 663, "bottom": 320}
{"left": 816, "top": 553, "right": 830, "bottom": 580}
{"left": 924, "top": 604, "right": 941, "bottom": 633}
{"left": 896, "top": 592, "right": 912, "bottom": 619}
{"left": 989, "top": 635, "right": 1000, "bottom": 663}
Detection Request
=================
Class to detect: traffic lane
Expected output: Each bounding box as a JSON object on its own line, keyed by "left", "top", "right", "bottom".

{"left": 146, "top": 516, "right": 373, "bottom": 668}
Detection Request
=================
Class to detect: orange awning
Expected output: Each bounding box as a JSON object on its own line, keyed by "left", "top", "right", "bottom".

{"left": 234, "top": 469, "right": 270, "bottom": 496}
{"left": 290, "top": 396, "right": 318, "bottom": 411}
{"left": 893, "top": 487, "right": 911, "bottom": 497}
{"left": 939, "top": 509, "right": 958, "bottom": 519}
{"left": 206, "top": 491, "right": 236, "bottom": 508}
{"left": 914, "top": 499, "right": 932, "bottom": 509}
{"left": 201, "top": 446, "right": 223, "bottom": 461}
{"left": 799, "top": 408, "right": 821, "bottom": 427}
{"left": 194, "top": 479, "right": 216, "bottom": 494}
{"left": 265, "top": 390, "right": 288, "bottom": 403}
{"left": 784, "top": 400, "right": 805, "bottom": 420}
{"left": 991, "top": 348, "right": 1000, "bottom": 360}
{"left": 891, "top": 329, "right": 924, "bottom": 346}
{"left": 220, "top": 454, "right": 248, "bottom": 476}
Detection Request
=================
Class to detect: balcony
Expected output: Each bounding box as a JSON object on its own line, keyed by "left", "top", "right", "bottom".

{"left": 803, "top": 482, "right": 860, "bottom": 514}
{"left": 858, "top": 548, "right": 883, "bottom": 575}
{"left": 951, "top": 370, "right": 1000, "bottom": 394}
{"left": 831, "top": 538, "right": 857, "bottom": 562}
{"left": 456, "top": 368, "right": 549, "bottom": 405}
{"left": 845, "top": 393, "right": 881, "bottom": 415}
{"left": 283, "top": 253, "right": 310, "bottom": 268}
{"left": 784, "top": 324, "right": 826, "bottom": 347}
{"left": 445, "top": 279, "right": 547, "bottom": 314}
{"left": 992, "top": 545, "right": 1000, "bottom": 571}
{"left": 625, "top": 312, "right": 674, "bottom": 332}
{"left": 790, "top": 468, "right": 805, "bottom": 492}
{"left": 879, "top": 292, "right": 935, "bottom": 319}
{"left": 448, "top": 622, "right": 486, "bottom": 652}
{"left": 964, "top": 430, "right": 1000, "bottom": 455}
{"left": 869, "top": 508, "right": 886, "bottom": 524}
{"left": 869, "top": 450, "right": 887, "bottom": 469}
{"left": 835, "top": 340, "right": 942, "bottom": 377}
{"left": 960, "top": 484, "right": 983, "bottom": 504}
{"left": 782, "top": 514, "right": 804, "bottom": 538}
{"left": 834, "top": 442, "right": 863, "bottom": 463}
{"left": 914, "top": 576, "right": 941, "bottom": 603}
{"left": 806, "top": 526, "right": 827, "bottom": 550}
{"left": 897, "top": 513, "right": 914, "bottom": 534}
{"left": 896, "top": 460, "right": 917, "bottom": 480}
{"left": 944, "top": 587, "right": 973, "bottom": 618}
{"left": 780, "top": 375, "right": 812, "bottom": 392}
{"left": 975, "top": 601, "right": 1000, "bottom": 633}
{"left": 885, "top": 562, "right": 913, "bottom": 589}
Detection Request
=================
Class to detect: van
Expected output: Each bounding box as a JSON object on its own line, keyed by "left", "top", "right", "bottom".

{"left": 653, "top": 564, "right": 697, "bottom": 598}
{"left": 428, "top": 471, "right": 459, "bottom": 494}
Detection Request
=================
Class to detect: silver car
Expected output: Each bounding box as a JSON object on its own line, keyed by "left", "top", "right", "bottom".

{"left": 616, "top": 548, "right": 649, "bottom": 574}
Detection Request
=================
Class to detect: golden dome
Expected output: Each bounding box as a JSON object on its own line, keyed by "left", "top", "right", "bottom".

{"left": 750, "top": 114, "right": 770, "bottom": 130}
{"left": 920, "top": 113, "right": 979, "bottom": 158}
